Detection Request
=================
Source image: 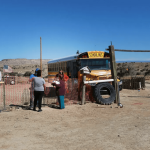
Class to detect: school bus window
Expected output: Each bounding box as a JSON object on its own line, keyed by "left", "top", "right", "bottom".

{"left": 53, "top": 63, "right": 54, "bottom": 71}
{"left": 59, "top": 63, "right": 61, "bottom": 70}
{"left": 61, "top": 62, "right": 63, "bottom": 71}
{"left": 57, "top": 63, "right": 59, "bottom": 71}
{"left": 64, "top": 62, "right": 65, "bottom": 71}
{"left": 48, "top": 64, "right": 50, "bottom": 71}
{"left": 65, "top": 62, "right": 67, "bottom": 71}
{"left": 61, "top": 62, "right": 62, "bottom": 70}
{"left": 63, "top": 62, "right": 65, "bottom": 71}
{"left": 80, "top": 59, "right": 110, "bottom": 70}
{"left": 60, "top": 62, "right": 62, "bottom": 70}
{"left": 50, "top": 64, "right": 52, "bottom": 71}
{"left": 56, "top": 63, "right": 58, "bottom": 71}
{"left": 52, "top": 64, "right": 54, "bottom": 71}
{"left": 62, "top": 62, "right": 64, "bottom": 71}
{"left": 64, "top": 62, "right": 66, "bottom": 71}
{"left": 50, "top": 64, "right": 51, "bottom": 71}
{"left": 55, "top": 63, "right": 57, "bottom": 71}
{"left": 54, "top": 63, "right": 56, "bottom": 71}
{"left": 49, "top": 64, "right": 51, "bottom": 71}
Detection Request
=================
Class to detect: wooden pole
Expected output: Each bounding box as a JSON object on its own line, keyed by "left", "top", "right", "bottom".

{"left": 81, "top": 75, "right": 86, "bottom": 105}
{"left": 2, "top": 71, "right": 6, "bottom": 110}
{"left": 108, "top": 45, "right": 118, "bottom": 104}
{"left": 40, "top": 37, "right": 42, "bottom": 77}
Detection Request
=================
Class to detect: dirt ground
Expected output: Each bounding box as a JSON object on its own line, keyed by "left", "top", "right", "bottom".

{"left": 0, "top": 81, "right": 150, "bottom": 150}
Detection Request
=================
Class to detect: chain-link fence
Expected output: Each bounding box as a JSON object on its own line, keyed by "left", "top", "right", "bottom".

{"left": 45, "top": 78, "right": 95, "bottom": 105}
{"left": 1, "top": 76, "right": 145, "bottom": 109}
{"left": 0, "top": 77, "right": 30, "bottom": 108}
{"left": 0, "top": 77, "right": 94, "bottom": 109}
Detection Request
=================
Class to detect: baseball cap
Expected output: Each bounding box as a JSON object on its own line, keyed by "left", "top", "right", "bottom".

{"left": 35, "top": 68, "right": 40, "bottom": 72}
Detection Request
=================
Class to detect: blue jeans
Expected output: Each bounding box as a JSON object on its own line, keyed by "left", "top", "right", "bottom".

{"left": 58, "top": 96, "right": 65, "bottom": 109}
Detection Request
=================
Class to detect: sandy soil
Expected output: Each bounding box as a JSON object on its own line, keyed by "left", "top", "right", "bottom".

{"left": 0, "top": 82, "right": 150, "bottom": 150}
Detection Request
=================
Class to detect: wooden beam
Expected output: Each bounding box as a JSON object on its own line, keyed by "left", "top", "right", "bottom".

{"left": 108, "top": 45, "right": 118, "bottom": 104}
{"left": 106, "top": 49, "right": 150, "bottom": 52}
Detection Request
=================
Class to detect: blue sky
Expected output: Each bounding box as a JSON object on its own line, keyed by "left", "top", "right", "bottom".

{"left": 0, "top": 0, "right": 150, "bottom": 61}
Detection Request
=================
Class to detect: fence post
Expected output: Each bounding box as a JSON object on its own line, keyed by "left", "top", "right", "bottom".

{"left": 139, "top": 82, "right": 141, "bottom": 89}
{"left": 108, "top": 45, "right": 118, "bottom": 104}
{"left": 81, "top": 75, "right": 86, "bottom": 105}
{"left": 117, "top": 82, "right": 123, "bottom": 108}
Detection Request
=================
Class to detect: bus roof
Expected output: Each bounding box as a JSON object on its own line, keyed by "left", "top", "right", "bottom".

{"left": 48, "top": 51, "right": 109, "bottom": 64}
{"left": 48, "top": 54, "right": 79, "bottom": 64}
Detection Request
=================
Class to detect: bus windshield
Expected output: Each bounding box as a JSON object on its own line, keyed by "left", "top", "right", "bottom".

{"left": 80, "top": 58, "right": 110, "bottom": 70}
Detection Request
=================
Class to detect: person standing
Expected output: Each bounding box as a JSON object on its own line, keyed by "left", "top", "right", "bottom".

{"left": 55, "top": 69, "right": 69, "bottom": 81}
{"left": 29, "top": 68, "right": 40, "bottom": 109}
{"left": 29, "top": 70, "right": 46, "bottom": 112}
{"left": 52, "top": 74, "right": 65, "bottom": 109}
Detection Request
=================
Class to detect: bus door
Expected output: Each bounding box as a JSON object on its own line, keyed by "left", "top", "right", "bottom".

{"left": 73, "top": 62, "right": 78, "bottom": 78}
{"left": 67, "top": 61, "right": 78, "bottom": 78}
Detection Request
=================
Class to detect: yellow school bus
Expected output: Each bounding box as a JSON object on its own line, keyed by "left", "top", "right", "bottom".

{"left": 48, "top": 51, "right": 110, "bottom": 78}
{"left": 48, "top": 51, "right": 122, "bottom": 104}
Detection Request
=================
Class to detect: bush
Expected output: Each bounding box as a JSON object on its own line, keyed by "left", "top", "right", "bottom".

{"left": 9, "top": 72, "right": 18, "bottom": 76}
{"left": 136, "top": 72, "right": 141, "bottom": 75}
{"left": 24, "top": 71, "right": 32, "bottom": 76}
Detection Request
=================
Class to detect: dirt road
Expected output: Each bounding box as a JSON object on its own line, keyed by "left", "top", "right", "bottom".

{"left": 0, "top": 82, "right": 150, "bottom": 150}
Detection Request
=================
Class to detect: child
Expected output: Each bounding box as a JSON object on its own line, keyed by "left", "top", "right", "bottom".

{"left": 52, "top": 74, "right": 65, "bottom": 109}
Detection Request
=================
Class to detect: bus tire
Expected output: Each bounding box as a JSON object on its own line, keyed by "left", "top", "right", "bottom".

{"left": 94, "top": 83, "right": 116, "bottom": 105}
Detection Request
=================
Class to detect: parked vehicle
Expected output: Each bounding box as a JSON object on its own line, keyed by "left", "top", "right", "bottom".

{"left": 48, "top": 51, "right": 122, "bottom": 104}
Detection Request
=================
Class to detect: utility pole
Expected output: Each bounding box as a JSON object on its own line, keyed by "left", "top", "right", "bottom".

{"left": 108, "top": 45, "right": 118, "bottom": 104}
{"left": 40, "top": 37, "right": 42, "bottom": 77}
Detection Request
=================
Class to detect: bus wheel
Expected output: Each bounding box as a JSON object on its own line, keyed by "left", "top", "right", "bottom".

{"left": 94, "top": 83, "right": 116, "bottom": 105}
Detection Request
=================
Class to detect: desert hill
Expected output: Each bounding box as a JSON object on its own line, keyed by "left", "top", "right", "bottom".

{"left": 0, "top": 59, "right": 50, "bottom": 66}
{"left": 0, "top": 59, "right": 51, "bottom": 77}
{"left": 0, "top": 59, "right": 150, "bottom": 78}
{"left": 117, "top": 62, "right": 150, "bottom": 77}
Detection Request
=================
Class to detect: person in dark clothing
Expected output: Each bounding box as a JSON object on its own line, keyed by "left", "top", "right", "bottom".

{"left": 52, "top": 74, "right": 65, "bottom": 109}
{"left": 29, "top": 70, "right": 46, "bottom": 112}
{"left": 29, "top": 68, "right": 40, "bottom": 109}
